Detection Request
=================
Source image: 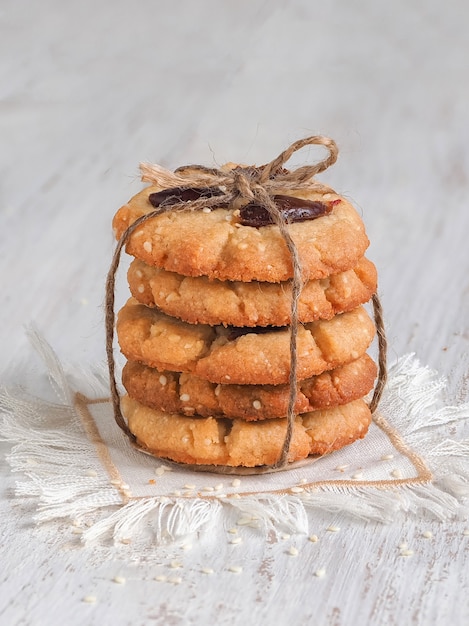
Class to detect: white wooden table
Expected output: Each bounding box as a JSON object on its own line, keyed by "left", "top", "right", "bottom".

{"left": 1, "top": 1, "right": 468, "bottom": 624}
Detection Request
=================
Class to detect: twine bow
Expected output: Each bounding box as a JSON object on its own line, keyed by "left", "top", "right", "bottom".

{"left": 106, "top": 136, "right": 387, "bottom": 473}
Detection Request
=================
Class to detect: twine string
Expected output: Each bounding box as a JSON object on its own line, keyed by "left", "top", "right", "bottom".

{"left": 369, "top": 293, "right": 387, "bottom": 413}
{"left": 105, "top": 136, "right": 387, "bottom": 472}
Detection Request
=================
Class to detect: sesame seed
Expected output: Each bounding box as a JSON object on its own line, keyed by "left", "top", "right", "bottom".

{"left": 214, "top": 385, "right": 221, "bottom": 396}
{"left": 280, "top": 532, "right": 291, "bottom": 540}
{"left": 83, "top": 595, "right": 97, "bottom": 604}
{"left": 72, "top": 527, "right": 83, "bottom": 535}
{"left": 381, "top": 454, "right": 394, "bottom": 461}
{"left": 155, "top": 465, "right": 170, "bottom": 476}
{"left": 180, "top": 393, "right": 191, "bottom": 402}
{"left": 85, "top": 469, "right": 98, "bottom": 477}
{"left": 252, "top": 400, "right": 262, "bottom": 410}
{"left": 287, "top": 546, "right": 298, "bottom": 556}
{"left": 398, "top": 542, "right": 408, "bottom": 550}
{"left": 202, "top": 207, "right": 211, "bottom": 213}
{"left": 168, "top": 577, "right": 182, "bottom": 585}
{"left": 299, "top": 478, "right": 307, "bottom": 484}
{"left": 168, "top": 334, "right": 181, "bottom": 343}
{"left": 136, "top": 269, "right": 143, "bottom": 278}
{"left": 112, "top": 576, "right": 126, "bottom": 584}
{"left": 335, "top": 464, "right": 349, "bottom": 471}
{"left": 230, "top": 537, "right": 243, "bottom": 545}
{"left": 203, "top": 438, "right": 212, "bottom": 446}
{"left": 120, "top": 538, "right": 131, "bottom": 545}
{"left": 181, "top": 543, "right": 192, "bottom": 551}
{"left": 214, "top": 483, "right": 224, "bottom": 491}
{"left": 326, "top": 526, "right": 340, "bottom": 533}
{"left": 143, "top": 241, "right": 152, "bottom": 253}
{"left": 170, "top": 560, "right": 183, "bottom": 569}
{"left": 201, "top": 567, "right": 214, "bottom": 574}
{"left": 231, "top": 478, "right": 241, "bottom": 487}
{"left": 290, "top": 486, "right": 304, "bottom": 494}
{"left": 228, "top": 528, "right": 238, "bottom": 534}
{"left": 237, "top": 517, "right": 254, "bottom": 526}
{"left": 314, "top": 569, "right": 326, "bottom": 578}
{"left": 184, "top": 484, "right": 196, "bottom": 490}
{"left": 228, "top": 566, "right": 243, "bottom": 574}
{"left": 137, "top": 284, "right": 145, "bottom": 293}
{"left": 422, "top": 531, "right": 433, "bottom": 539}
{"left": 463, "top": 529, "right": 469, "bottom": 536}
{"left": 400, "top": 549, "right": 414, "bottom": 557}
{"left": 351, "top": 472, "right": 363, "bottom": 480}
{"left": 237, "top": 242, "right": 248, "bottom": 250}
{"left": 308, "top": 534, "right": 319, "bottom": 543}
{"left": 154, "top": 575, "right": 167, "bottom": 582}
{"left": 391, "top": 469, "right": 402, "bottom": 479}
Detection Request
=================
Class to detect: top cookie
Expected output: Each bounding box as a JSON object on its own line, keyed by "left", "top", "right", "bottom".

{"left": 113, "top": 186, "right": 369, "bottom": 283}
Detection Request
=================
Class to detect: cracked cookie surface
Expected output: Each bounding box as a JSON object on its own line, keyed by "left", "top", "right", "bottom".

{"left": 117, "top": 298, "right": 376, "bottom": 385}
{"left": 113, "top": 187, "right": 369, "bottom": 282}
{"left": 122, "top": 354, "right": 377, "bottom": 420}
{"left": 122, "top": 395, "right": 372, "bottom": 467}
{"left": 127, "top": 256, "right": 377, "bottom": 327}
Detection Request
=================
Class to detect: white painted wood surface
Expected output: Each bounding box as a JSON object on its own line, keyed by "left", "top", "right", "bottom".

{"left": 1, "top": 1, "right": 468, "bottom": 624}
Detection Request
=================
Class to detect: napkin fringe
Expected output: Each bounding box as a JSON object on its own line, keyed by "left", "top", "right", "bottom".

{"left": 0, "top": 331, "right": 468, "bottom": 547}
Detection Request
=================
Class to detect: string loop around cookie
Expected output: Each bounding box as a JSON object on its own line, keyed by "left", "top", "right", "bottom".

{"left": 105, "top": 135, "right": 387, "bottom": 474}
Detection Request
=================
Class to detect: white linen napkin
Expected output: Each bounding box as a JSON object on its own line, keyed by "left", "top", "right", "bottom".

{"left": 1, "top": 331, "right": 468, "bottom": 548}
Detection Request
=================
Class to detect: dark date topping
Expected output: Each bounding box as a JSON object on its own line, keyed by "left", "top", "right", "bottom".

{"left": 148, "top": 186, "right": 339, "bottom": 228}
{"left": 239, "top": 195, "right": 333, "bottom": 228}
{"left": 226, "top": 325, "right": 284, "bottom": 341}
{"left": 148, "top": 186, "right": 225, "bottom": 207}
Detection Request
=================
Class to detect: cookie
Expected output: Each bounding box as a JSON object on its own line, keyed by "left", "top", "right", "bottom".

{"left": 122, "top": 354, "right": 377, "bottom": 420}
{"left": 113, "top": 187, "right": 369, "bottom": 282}
{"left": 127, "top": 256, "right": 377, "bottom": 327}
{"left": 122, "top": 395, "right": 372, "bottom": 467}
{"left": 116, "top": 299, "right": 376, "bottom": 385}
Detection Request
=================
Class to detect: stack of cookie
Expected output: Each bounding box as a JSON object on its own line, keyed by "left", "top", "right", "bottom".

{"left": 112, "top": 176, "right": 378, "bottom": 468}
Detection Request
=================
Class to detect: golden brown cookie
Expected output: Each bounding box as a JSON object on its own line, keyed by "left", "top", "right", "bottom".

{"left": 117, "top": 299, "right": 376, "bottom": 385}
{"left": 113, "top": 187, "right": 369, "bottom": 283}
{"left": 127, "top": 257, "right": 377, "bottom": 327}
{"left": 122, "top": 354, "right": 377, "bottom": 420}
{"left": 122, "top": 395, "right": 372, "bottom": 467}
